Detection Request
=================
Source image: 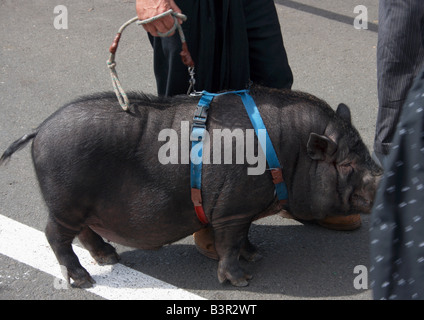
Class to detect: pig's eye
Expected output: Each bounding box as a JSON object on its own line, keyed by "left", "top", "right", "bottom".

{"left": 339, "top": 162, "right": 353, "bottom": 175}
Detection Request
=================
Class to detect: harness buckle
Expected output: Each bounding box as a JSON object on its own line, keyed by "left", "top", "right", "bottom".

{"left": 190, "top": 104, "right": 209, "bottom": 141}
{"left": 193, "top": 105, "right": 208, "bottom": 122}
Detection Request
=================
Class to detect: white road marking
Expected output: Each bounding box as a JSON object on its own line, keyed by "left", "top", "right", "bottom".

{"left": 0, "top": 214, "right": 205, "bottom": 300}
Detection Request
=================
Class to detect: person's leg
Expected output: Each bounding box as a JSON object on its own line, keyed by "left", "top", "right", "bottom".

{"left": 147, "top": 0, "right": 202, "bottom": 96}
{"left": 374, "top": 0, "right": 424, "bottom": 157}
{"left": 244, "top": 0, "right": 293, "bottom": 89}
{"left": 371, "top": 66, "right": 424, "bottom": 300}
{"left": 148, "top": 33, "right": 191, "bottom": 96}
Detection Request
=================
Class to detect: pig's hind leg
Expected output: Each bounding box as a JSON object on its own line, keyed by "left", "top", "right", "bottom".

{"left": 45, "top": 217, "right": 96, "bottom": 288}
{"left": 240, "top": 237, "right": 263, "bottom": 262}
{"left": 78, "top": 226, "right": 120, "bottom": 265}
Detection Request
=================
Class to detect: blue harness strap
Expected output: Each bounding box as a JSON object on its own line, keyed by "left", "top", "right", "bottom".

{"left": 190, "top": 94, "right": 214, "bottom": 190}
{"left": 237, "top": 91, "right": 288, "bottom": 202}
{"left": 190, "top": 90, "right": 288, "bottom": 225}
{"left": 190, "top": 90, "right": 247, "bottom": 190}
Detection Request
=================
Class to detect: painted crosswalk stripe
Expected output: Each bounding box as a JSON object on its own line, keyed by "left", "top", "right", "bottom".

{"left": 0, "top": 214, "right": 205, "bottom": 300}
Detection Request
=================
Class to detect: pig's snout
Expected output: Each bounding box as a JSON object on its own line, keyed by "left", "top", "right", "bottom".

{"left": 352, "top": 171, "right": 382, "bottom": 213}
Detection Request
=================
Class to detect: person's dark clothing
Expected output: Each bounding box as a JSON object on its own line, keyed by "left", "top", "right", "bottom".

{"left": 148, "top": 0, "right": 293, "bottom": 96}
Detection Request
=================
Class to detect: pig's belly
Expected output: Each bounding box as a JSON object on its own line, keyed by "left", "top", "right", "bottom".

{"left": 88, "top": 225, "right": 164, "bottom": 250}
{"left": 89, "top": 225, "right": 159, "bottom": 250}
{"left": 86, "top": 212, "right": 199, "bottom": 250}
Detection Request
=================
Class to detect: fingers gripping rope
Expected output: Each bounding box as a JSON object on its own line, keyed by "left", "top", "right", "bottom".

{"left": 136, "top": 9, "right": 183, "bottom": 37}
{"left": 107, "top": 10, "right": 194, "bottom": 111}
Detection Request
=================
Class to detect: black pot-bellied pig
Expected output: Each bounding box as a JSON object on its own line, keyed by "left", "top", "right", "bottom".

{"left": 0, "top": 85, "right": 381, "bottom": 288}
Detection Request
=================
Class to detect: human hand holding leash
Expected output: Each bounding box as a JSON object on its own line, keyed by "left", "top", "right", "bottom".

{"left": 136, "top": 0, "right": 182, "bottom": 37}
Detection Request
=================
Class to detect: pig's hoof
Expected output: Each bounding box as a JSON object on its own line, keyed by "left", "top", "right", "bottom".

{"left": 230, "top": 275, "right": 251, "bottom": 287}
{"left": 69, "top": 267, "right": 96, "bottom": 288}
{"left": 72, "top": 276, "right": 96, "bottom": 289}
{"left": 217, "top": 262, "right": 252, "bottom": 287}
{"left": 94, "top": 252, "right": 120, "bottom": 265}
{"left": 91, "top": 243, "right": 120, "bottom": 265}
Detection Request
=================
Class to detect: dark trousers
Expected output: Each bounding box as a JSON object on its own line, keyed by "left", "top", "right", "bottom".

{"left": 148, "top": 0, "right": 293, "bottom": 96}
{"left": 374, "top": 0, "right": 424, "bottom": 155}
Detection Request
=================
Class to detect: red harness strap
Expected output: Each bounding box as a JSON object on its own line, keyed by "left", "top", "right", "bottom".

{"left": 271, "top": 168, "right": 288, "bottom": 205}
{"left": 191, "top": 188, "right": 209, "bottom": 225}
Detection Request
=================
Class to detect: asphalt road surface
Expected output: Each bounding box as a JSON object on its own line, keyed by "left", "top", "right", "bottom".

{"left": 0, "top": 0, "right": 378, "bottom": 300}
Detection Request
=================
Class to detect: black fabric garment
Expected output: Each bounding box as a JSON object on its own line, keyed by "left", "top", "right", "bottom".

{"left": 148, "top": 0, "right": 293, "bottom": 96}
{"left": 370, "top": 67, "right": 424, "bottom": 300}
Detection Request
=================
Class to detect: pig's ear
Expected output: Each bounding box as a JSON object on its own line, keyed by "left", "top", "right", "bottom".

{"left": 307, "top": 133, "right": 338, "bottom": 161}
{"left": 336, "top": 103, "right": 351, "bottom": 123}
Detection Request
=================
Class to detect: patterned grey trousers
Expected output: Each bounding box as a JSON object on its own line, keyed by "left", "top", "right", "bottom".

{"left": 374, "top": 0, "right": 424, "bottom": 155}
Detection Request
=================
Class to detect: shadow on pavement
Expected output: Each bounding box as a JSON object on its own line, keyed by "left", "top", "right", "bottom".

{"left": 118, "top": 217, "right": 370, "bottom": 298}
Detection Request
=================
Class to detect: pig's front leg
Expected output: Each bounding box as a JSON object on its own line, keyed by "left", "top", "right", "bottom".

{"left": 213, "top": 221, "right": 253, "bottom": 287}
